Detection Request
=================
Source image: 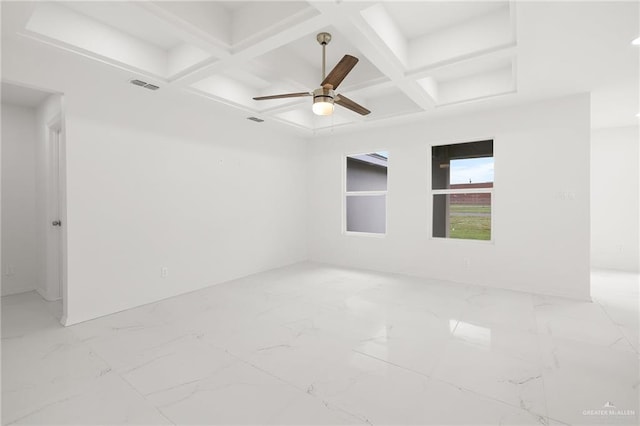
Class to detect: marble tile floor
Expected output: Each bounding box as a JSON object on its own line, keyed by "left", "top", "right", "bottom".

{"left": 1, "top": 263, "right": 638, "bottom": 425}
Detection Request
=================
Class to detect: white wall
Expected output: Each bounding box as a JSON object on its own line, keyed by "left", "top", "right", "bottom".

{"left": 308, "top": 94, "right": 591, "bottom": 300}
{"left": 63, "top": 109, "right": 308, "bottom": 324}
{"left": 1, "top": 104, "right": 38, "bottom": 296}
{"left": 3, "top": 34, "right": 309, "bottom": 325}
{"left": 591, "top": 126, "right": 639, "bottom": 272}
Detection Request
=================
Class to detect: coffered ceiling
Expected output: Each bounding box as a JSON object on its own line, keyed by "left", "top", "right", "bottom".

{"left": 2, "top": 1, "right": 638, "bottom": 133}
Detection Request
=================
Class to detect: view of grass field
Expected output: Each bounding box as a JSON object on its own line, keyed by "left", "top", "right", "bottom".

{"left": 450, "top": 205, "right": 491, "bottom": 214}
{"left": 449, "top": 204, "right": 491, "bottom": 240}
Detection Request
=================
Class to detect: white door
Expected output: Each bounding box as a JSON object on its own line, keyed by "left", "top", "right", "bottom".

{"left": 48, "top": 126, "right": 63, "bottom": 300}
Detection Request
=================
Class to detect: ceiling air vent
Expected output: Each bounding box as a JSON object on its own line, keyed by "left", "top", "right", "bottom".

{"left": 129, "top": 79, "right": 160, "bottom": 91}
{"left": 247, "top": 117, "right": 264, "bottom": 123}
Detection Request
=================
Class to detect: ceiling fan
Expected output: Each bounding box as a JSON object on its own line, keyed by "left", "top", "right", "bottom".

{"left": 253, "top": 32, "right": 371, "bottom": 116}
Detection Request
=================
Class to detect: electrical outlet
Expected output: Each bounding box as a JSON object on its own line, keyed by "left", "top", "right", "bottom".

{"left": 557, "top": 191, "right": 576, "bottom": 201}
{"left": 160, "top": 267, "right": 168, "bottom": 278}
{"left": 4, "top": 265, "right": 15, "bottom": 276}
{"left": 463, "top": 258, "right": 471, "bottom": 269}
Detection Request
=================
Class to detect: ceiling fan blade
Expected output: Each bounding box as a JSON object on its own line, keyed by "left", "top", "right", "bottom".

{"left": 335, "top": 94, "right": 371, "bottom": 115}
{"left": 253, "top": 92, "right": 311, "bottom": 100}
{"left": 321, "top": 55, "right": 359, "bottom": 90}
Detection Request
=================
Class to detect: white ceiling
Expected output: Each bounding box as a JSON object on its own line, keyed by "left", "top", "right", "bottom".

{"left": 1, "top": 1, "right": 638, "bottom": 132}
{"left": 61, "top": 1, "right": 185, "bottom": 50}
{"left": 383, "top": 1, "right": 509, "bottom": 40}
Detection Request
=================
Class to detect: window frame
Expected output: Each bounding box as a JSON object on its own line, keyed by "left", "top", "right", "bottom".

{"left": 428, "top": 139, "right": 495, "bottom": 244}
{"left": 342, "top": 151, "right": 389, "bottom": 238}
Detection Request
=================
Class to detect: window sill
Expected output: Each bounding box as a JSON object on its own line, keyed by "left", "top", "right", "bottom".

{"left": 430, "top": 237, "right": 495, "bottom": 245}
{"left": 343, "top": 231, "right": 386, "bottom": 238}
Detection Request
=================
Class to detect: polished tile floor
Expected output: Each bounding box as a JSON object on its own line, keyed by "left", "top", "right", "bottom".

{"left": 2, "top": 263, "right": 638, "bottom": 425}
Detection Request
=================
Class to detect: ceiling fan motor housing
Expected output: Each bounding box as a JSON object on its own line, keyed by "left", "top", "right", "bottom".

{"left": 313, "top": 87, "right": 335, "bottom": 102}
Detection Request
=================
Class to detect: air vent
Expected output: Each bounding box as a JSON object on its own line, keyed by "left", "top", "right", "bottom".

{"left": 247, "top": 117, "right": 264, "bottom": 123}
{"left": 129, "top": 79, "right": 160, "bottom": 91}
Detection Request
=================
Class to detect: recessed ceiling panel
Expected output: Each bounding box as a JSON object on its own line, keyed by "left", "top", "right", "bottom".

{"left": 409, "top": 7, "right": 513, "bottom": 70}
{"left": 350, "top": 86, "right": 422, "bottom": 120}
{"left": 192, "top": 68, "right": 309, "bottom": 112}
{"left": 24, "top": 2, "right": 217, "bottom": 80}
{"left": 227, "top": 2, "right": 318, "bottom": 48}
{"left": 192, "top": 72, "right": 258, "bottom": 109}
{"left": 427, "top": 53, "right": 515, "bottom": 83}
{"left": 437, "top": 66, "right": 515, "bottom": 106}
{"left": 254, "top": 27, "right": 388, "bottom": 92}
{"left": 360, "top": 1, "right": 514, "bottom": 72}
{"left": 418, "top": 56, "right": 516, "bottom": 106}
{"left": 383, "top": 1, "right": 510, "bottom": 40}
{"left": 150, "top": 1, "right": 318, "bottom": 49}
{"left": 147, "top": 1, "right": 232, "bottom": 47}
{"left": 62, "top": 1, "right": 183, "bottom": 50}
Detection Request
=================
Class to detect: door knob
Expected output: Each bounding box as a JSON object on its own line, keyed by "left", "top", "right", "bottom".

{"left": 52, "top": 220, "right": 61, "bottom": 227}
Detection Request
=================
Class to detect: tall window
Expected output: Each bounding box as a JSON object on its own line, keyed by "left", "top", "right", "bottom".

{"left": 432, "top": 141, "right": 493, "bottom": 241}
{"left": 345, "top": 152, "right": 388, "bottom": 235}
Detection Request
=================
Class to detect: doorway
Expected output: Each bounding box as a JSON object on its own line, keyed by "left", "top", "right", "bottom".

{"left": 0, "top": 81, "right": 66, "bottom": 324}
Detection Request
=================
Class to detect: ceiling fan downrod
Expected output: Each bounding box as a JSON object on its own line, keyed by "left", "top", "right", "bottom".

{"left": 317, "top": 32, "right": 332, "bottom": 82}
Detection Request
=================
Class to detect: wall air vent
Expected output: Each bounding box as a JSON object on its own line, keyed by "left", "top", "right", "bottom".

{"left": 129, "top": 79, "right": 160, "bottom": 90}
{"left": 247, "top": 117, "right": 264, "bottom": 123}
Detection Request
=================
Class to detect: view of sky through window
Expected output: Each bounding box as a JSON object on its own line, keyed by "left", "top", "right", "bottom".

{"left": 450, "top": 157, "right": 494, "bottom": 185}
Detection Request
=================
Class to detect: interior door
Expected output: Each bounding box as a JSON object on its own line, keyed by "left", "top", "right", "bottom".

{"left": 49, "top": 126, "right": 62, "bottom": 300}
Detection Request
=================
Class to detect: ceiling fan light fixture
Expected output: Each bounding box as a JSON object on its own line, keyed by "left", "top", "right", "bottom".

{"left": 312, "top": 87, "right": 335, "bottom": 116}
{"left": 312, "top": 100, "right": 334, "bottom": 116}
